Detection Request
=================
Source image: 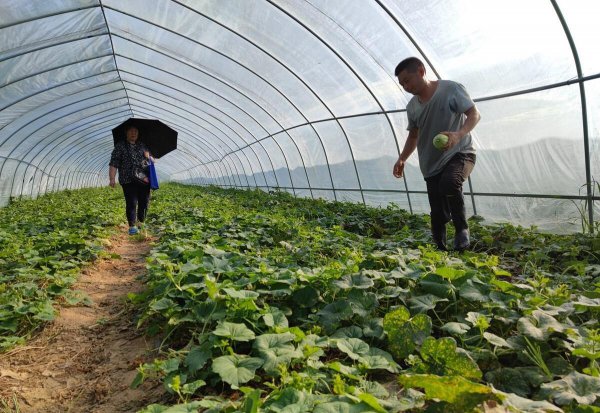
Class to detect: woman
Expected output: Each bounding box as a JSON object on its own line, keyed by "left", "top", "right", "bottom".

{"left": 109, "top": 125, "right": 153, "bottom": 235}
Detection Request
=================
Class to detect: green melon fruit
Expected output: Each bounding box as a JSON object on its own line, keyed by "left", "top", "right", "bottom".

{"left": 433, "top": 133, "right": 448, "bottom": 150}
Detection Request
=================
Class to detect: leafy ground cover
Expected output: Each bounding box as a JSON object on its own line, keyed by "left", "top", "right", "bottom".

{"left": 1, "top": 184, "right": 598, "bottom": 412}
{"left": 0, "top": 188, "right": 123, "bottom": 350}
{"left": 129, "top": 184, "right": 600, "bottom": 412}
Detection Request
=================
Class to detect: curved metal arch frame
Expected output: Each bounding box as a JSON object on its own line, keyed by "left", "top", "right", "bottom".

{"left": 38, "top": 99, "right": 240, "bottom": 192}
{"left": 103, "top": 6, "right": 323, "bottom": 199}
{"left": 60, "top": 137, "right": 218, "bottom": 192}
{"left": 60, "top": 137, "right": 217, "bottom": 193}
{"left": 123, "top": 78, "right": 273, "bottom": 188}
{"left": 127, "top": 96, "right": 253, "bottom": 188}
{"left": 0, "top": 31, "right": 108, "bottom": 66}
{"left": 1, "top": 49, "right": 114, "bottom": 92}
{"left": 1, "top": 1, "right": 595, "bottom": 230}
{"left": 67, "top": 145, "right": 209, "bottom": 186}
{"left": 67, "top": 137, "right": 227, "bottom": 192}
{"left": 549, "top": 0, "right": 594, "bottom": 232}
{"left": 37, "top": 111, "right": 132, "bottom": 172}
{"left": 118, "top": 62, "right": 295, "bottom": 191}
{"left": 0, "top": 69, "right": 120, "bottom": 113}
{"left": 11, "top": 82, "right": 234, "bottom": 192}
{"left": 264, "top": 0, "right": 410, "bottom": 209}
{"left": 23, "top": 109, "right": 134, "bottom": 193}
{"left": 126, "top": 100, "right": 254, "bottom": 189}
{"left": 111, "top": 36, "right": 310, "bottom": 197}
{"left": 172, "top": 0, "right": 367, "bottom": 203}
{"left": 46, "top": 107, "right": 238, "bottom": 192}
{"left": 8, "top": 83, "right": 128, "bottom": 166}
{"left": 0, "top": 90, "right": 129, "bottom": 181}
{"left": 124, "top": 107, "right": 239, "bottom": 186}
{"left": 0, "top": 156, "right": 53, "bottom": 177}
{"left": 53, "top": 140, "right": 167, "bottom": 191}
{"left": 120, "top": 72, "right": 279, "bottom": 185}
{"left": 42, "top": 117, "right": 134, "bottom": 182}
{"left": 38, "top": 127, "right": 117, "bottom": 196}
{"left": 24, "top": 113, "right": 124, "bottom": 197}
{"left": 0, "top": 4, "right": 98, "bottom": 30}
{"left": 0, "top": 93, "right": 130, "bottom": 195}
{"left": 0, "top": 55, "right": 118, "bottom": 135}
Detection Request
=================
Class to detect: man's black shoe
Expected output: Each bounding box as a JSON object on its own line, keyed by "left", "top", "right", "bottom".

{"left": 454, "top": 229, "right": 470, "bottom": 251}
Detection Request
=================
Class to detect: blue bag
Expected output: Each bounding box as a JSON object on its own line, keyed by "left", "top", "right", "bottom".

{"left": 149, "top": 158, "right": 159, "bottom": 190}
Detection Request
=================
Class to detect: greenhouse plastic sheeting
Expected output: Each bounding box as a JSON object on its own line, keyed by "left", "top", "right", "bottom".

{"left": 1, "top": 0, "right": 599, "bottom": 232}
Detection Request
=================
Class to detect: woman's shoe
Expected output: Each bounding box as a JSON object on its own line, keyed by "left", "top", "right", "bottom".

{"left": 128, "top": 226, "right": 139, "bottom": 235}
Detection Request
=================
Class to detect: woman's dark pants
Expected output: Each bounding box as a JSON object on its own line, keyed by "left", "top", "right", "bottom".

{"left": 425, "top": 153, "right": 476, "bottom": 250}
{"left": 121, "top": 182, "right": 151, "bottom": 227}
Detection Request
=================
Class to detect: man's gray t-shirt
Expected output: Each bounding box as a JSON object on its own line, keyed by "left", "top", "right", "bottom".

{"left": 406, "top": 80, "right": 476, "bottom": 178}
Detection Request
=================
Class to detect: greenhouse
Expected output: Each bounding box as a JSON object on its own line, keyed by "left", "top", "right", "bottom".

{"left": 1, "top": 1, "right": 600, "bottom": 412}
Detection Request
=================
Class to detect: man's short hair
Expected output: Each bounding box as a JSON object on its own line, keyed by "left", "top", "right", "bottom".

{"left": 394, "top": 57, "right": 424, "bottom": 76}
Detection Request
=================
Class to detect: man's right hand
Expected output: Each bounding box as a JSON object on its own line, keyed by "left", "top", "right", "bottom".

{"left": 109, "top": 179, "right": 116, "bottom": 188}
{"left": 393, "top": 158, "right": 405, "bottom": 178}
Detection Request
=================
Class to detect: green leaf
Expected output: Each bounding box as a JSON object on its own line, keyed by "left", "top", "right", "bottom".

{"left": 485, "top": 367, "right": 547, "bottom": 397}
{"left": 150, "top": 297, "right": 176, "bottom": 312}
{"left": 362, "top": 318, "right": 384, "bottom": 339}
{"left": 419, "top": 274, "right": 455, "bottom": 298}
{"left": 347, "top": 290, "right": 378, "bottom": 318}
{"left": 211, "top": 355, "right": 263, "bottom": 388}
{"left": 32, "top": 300, "right": 56, "bottom": 321}
{"left": 317, "top": 300, "right": 353, "bottom": 331}
{"left": 517, "top": 310, "right": 566, "bottom": 341}
{"left": 408, "top": 294, "right": 448, "bottom": 314}
{"left": 441, "top": 322, "right": 470, "bottom": 336}
{"left": 399, "top": 373, "right": 494, "bottom": 406}
{"left": 458, "top": 280, "right": 489, "bottom": 302}
{"left": 292, "top": 286, "right": 320, "bottom": 307}
{"left": 572, "top": 296, "right": 600, "bottom": 309}
{"left": 159, "top": 358, "right": 181, "bottom": 374}
{"left": 253, "top": 333, "right": 300, "bottom": 375}
{"left": 157, "top": 402, "right": 204, "bottom": 412}
{"left": 263, "top": 387, "right": 313, "bottom": 411}
{"left": 357, "top": 392, "right": 387, "bottom": 413}
{"left": 212, "top": 321, "right": 255, "bottom": 342}
{"left": 222, "top": 288, "right": 260, "bottom": 299}
{"left": 383, "top": 307, "right": 432, "bottom": 360}
{"left": 185, "top": 344, "right": 212, "bottom": 373}
{"left": 419, "top": 337, "right": 482, "bottom": 380}
{"left": 334, "top": 273, "right": 374, "bottom": 290}
{"left": 435, "top": 266, "right": 466, "bottom": 281}
{"left": 494, "top": 391, "right": 564, "bottom": 412}
{"left": 336, "top": 338, "right": 370, "bottom": 360}
{"left": 241, "top": 387, "right": 261, "bottom": 413}
{"left": 572, "top": 406, "right": 600, "bottom": 413}
{"left": 313, "top": 400, "right": 382, "bottom": 413}
{"left": 263, "top": 307, "right": 289, "bottom": 329}
{"left": 540, "top": 371, "right": 600, "bottom": 405}
{"left": 483, "top": 332, "right": 510, "bottom": 348}
{"left": 181, "top": 379, "right": 206, "bottom": 396}
{"left": 359, "top": 347, "right": 400, "bottom": 373}
{"left": 332, "top": 326, "right": 363, "bottom": 339}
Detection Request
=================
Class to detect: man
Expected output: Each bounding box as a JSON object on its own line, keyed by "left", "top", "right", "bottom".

{"left": 393, "top": 57, "right": 480, "bottom": 251}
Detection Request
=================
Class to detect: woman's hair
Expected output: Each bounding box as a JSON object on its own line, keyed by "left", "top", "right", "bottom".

{"left": 125, "top": 125, "right": 139, "bottom": 132}
{"left": 394, "top": 57, "right": 424, "bottom": 76}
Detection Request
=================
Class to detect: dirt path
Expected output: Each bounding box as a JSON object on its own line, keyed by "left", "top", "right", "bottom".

{"left": 0, "top": 231, "right": 165, "bottom": 413}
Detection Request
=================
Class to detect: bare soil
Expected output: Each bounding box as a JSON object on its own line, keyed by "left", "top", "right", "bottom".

{"left": 0, "top": 230, "right": 166, "bottom": 413}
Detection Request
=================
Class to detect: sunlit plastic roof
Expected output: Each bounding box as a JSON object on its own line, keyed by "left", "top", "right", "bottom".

{"left": 1, "top": 0, "right": 599, "bottom": 231}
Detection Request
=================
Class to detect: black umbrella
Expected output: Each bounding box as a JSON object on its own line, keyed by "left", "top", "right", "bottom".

{"left": 112, "top": 118, "right": 177, "bottom": 158}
